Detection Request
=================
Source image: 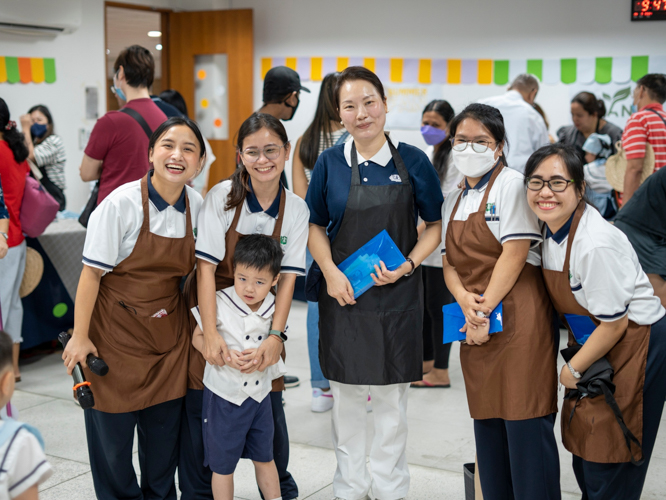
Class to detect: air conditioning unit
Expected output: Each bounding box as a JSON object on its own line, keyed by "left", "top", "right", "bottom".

{"left": 0, "top": 0, "right": 82, "bottom": 36}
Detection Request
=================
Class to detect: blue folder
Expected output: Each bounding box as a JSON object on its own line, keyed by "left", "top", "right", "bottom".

{"left": 564, "top": 314, "right": 597, "bottom": 345}
{"left": 442, "top": 301, "right": 503, "bottom": 344}
{"left": 338, "top": 230, "right": 406, "bottom": 299}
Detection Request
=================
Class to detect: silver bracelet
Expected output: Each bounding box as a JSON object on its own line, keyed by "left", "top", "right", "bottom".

{"left": 0, "top": 231, "right": 7, "bottom": 241}
{"left": 566, "top": 361, "right": 582, "bottom": 379}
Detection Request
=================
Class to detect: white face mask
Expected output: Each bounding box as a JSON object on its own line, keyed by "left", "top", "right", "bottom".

{"left": 452, "top": 146, "right": 498, "bottom": 178}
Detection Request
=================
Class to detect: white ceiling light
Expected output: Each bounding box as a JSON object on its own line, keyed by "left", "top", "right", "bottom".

{"left": 155, "top": 44, "right": 162, "bottom": 51}
{"left": 147, "top": 30, "right": 161, "bottom": 37}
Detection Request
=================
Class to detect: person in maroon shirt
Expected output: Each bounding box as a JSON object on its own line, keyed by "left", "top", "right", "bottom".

{"left": 80, "top": 45, "right": 167, "bottom": 205}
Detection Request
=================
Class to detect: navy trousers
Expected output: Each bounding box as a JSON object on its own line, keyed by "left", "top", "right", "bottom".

{"left": 474, "top": 413, "right": 561, "bottom": 500}
{"left": 179, "top": 389, "right": 299, "bottom": 500}
{"left": 178, "top": 389, "right": 213, "bottom": 500}
{"left": 84, "top": 397, "right": 183, "bottom": 500}
{"left": 572, "top": 315, "right": 666, "bottom": 500}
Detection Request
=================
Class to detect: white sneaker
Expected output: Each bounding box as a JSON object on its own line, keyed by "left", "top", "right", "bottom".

{"left": 311, "top": 388, "right": 334, "bottom": 412}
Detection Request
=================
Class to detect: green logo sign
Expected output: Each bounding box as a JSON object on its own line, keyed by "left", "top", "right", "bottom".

{"left": 602, "top": 87, "right": 632, "bottom": 118}
{"left": 280, "top": 236, "right": 287, "bottom": 245}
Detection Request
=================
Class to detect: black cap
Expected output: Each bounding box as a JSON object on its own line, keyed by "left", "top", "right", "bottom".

{"left": 263, "top": 66, "right": 310, "bottom": 103}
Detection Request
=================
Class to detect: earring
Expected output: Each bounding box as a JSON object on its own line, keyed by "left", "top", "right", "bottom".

{"left": 340, "top": 121, "right": 343, "bottom": 125}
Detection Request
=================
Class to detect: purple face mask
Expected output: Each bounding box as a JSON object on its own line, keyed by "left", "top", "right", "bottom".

{"left": 420, "top": 125, "right": 447, "bottom": 146}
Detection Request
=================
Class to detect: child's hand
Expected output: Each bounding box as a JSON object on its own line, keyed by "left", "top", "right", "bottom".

{"left": 239, "top": 349, "right": 263, "bottom": 373}
{"left": 225, "top": 350, "right": 247, "bottom": 371}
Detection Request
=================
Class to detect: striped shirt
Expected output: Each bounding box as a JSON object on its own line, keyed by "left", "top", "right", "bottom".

{"left": 621, "top": 103, "right": 666, "bottom": 172}
{"left": 0, "top": 424, "right": 53, "bottom": 499}
{"left": 33, "top": 134, "right": 66, "bottom": 190}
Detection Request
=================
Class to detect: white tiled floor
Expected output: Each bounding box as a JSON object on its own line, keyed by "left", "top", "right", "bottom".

{"left": 17, "top": 301, "right": 666, "bottom": 499}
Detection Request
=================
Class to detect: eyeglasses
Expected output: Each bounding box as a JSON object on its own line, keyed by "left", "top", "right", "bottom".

{"left": 450, "top": 138, "right": 496, "bottom": 153}
{"left": 526, "top": 177, "right": 575, "bottom": 192}
{"left": 239, "top": 144, "right": 287, "bottom": 163}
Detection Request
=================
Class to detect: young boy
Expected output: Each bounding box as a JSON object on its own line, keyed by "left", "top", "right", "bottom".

{"left": 0, "top": 330, "right": 52, "bottom": 499}
{"left": 191, "top": 235, "right": 286, "bottom": 500}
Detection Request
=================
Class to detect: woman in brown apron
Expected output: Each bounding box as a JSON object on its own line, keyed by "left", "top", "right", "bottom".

{"left": 524, "top": 143, "right": 666, "bottom": 500}
{"left": 62, "top": 117, "right": 206, "bottom": 499}
{"left": 306, "top": 67, "right": 444, "bottom": 500}
{"left": 181, "top": 113, "right": 308, "bottom": 500}
{"left": 442, "top": 104, "right": 560, "bottom": 500}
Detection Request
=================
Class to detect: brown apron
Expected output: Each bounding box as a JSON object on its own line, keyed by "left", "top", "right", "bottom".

{"left": 541, "top": 201, "right": 650, "bottom": 463}
{"left": 85, "top": 174, "right": 194, "bottom": 413}
{"left": 183, "top": 186, "right": 287, "bottom": 391}
{"left": 445, "top": 163, "right": 558, "bottom": 420}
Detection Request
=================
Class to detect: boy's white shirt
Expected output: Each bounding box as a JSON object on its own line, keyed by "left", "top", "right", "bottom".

{"left": 191, "top": 286, "right": 286, "bottom": 406}
{"left": 0, "top": 422, "right": 52, "bottom": 500}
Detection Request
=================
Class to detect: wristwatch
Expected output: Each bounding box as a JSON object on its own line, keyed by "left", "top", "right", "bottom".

{"left": 566, "top": 361, "right": 582, "bottom": 379}
{"left": 0, "top": 232, "right": 7, "bottom": 241}
{"left": 403, "top": 257, "right": 415, "bottom": 277}
{"left": 269, "top": 329, "right": 288, "bottom": 343}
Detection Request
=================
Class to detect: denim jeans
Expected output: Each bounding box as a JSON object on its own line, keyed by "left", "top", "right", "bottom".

{"left": 306, "top": 249, "right": 329, "bottom": 389}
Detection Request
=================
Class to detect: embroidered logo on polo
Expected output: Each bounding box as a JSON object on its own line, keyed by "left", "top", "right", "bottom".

{"left": 280, "top": 236, "right": 287, "bottom": 245}
{"left": 193, "top": 227, "right": 197, "bottom": 238}
{"left": 389, "top": 174, "right": 401, "bottom": 183}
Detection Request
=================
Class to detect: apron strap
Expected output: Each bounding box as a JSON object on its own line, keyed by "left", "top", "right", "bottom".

{"left": 448, "top": 161, "right": 504, "bottom": 223}
{"left": 563, "top": 201, "right": 586, "bottom": 271}
{"left": 350, "top": 141, "right": 362, "bottom": 187}
{"left": 229, "top": 191, "right": 244, "bottom": 233}
{"left": 271, "top": 185, "right": 287, "bottom": 238}
{"left": 140, "top": 174, "right": 151, "bottom": 233}
{"left": 477, "top": 161, "right": 504, "bottom": 212}
{"left": 184, "top": 187, "right": 192, "bottom": 238}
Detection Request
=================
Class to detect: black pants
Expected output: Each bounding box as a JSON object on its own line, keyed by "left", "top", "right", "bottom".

{"left": 179, "top": 389, "right": 299, "bottom": 500}
{"left": 84, "top": 397, "right": 183, "bottom": 500}
{"left": 178, "top": 389, "right": 213, "bottom": 500}
{"left": 422, "top": 265, "right": 453, "bottom": 369}
{"left": 474, "top": 413, "right": 561, "bottom": 500}
{"left": 572, "top": 315, "right": 666, "bottom": 500}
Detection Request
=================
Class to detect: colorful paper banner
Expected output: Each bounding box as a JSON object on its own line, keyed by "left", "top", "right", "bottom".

{"left": 0, "top": 57, "right": 55, "bottom": 84}
{"left": 259, "top": 55, "right": 660, "bottom": 86}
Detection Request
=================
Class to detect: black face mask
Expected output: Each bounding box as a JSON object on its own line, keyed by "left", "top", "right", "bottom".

{"left": 283, "top": 96, "right": 300, "bottom": 121}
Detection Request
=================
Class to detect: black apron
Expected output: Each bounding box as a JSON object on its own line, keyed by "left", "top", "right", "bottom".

{"left": 318, "top": 136, "right": 423, "bottom": 385}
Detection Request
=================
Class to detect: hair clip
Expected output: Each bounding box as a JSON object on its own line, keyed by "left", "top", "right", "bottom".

{"left": 4, "top": 120, "right": 16, "bottom": 130}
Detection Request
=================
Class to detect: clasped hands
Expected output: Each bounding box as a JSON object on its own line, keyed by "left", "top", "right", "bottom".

{"left": 458, "top": 291, "right": 493, "bottom": 346}
{"left": 201, "top": 333, "right": 282, "bottom": 373}
{"left": 325, "top": 260, "right": 411, "bottom": 307}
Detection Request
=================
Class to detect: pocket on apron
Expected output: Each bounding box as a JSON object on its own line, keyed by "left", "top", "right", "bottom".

{"left": 108, "top": 301, "right": 182, "bottom": 355}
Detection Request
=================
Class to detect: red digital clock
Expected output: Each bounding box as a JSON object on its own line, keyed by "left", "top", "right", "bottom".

{"left": 632, "top": 0, "right": 666, "bottom": 20}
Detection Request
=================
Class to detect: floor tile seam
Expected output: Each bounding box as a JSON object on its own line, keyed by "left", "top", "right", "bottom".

{"left": 39, "top": 469, "right": 91, "bottom": 492}
{"left": 301, "top": 481, "right": 335, "bottom": 499}
{"left": 44, "top": 453, "right": 91, "bottom": 466}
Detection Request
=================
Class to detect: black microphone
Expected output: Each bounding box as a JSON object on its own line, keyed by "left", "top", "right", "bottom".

{"left": 58, "top": 332, "right": 109, "bottom": 410}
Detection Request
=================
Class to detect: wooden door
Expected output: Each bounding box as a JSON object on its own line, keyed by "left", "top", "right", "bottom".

{"left": 168, "top": 9, "right": 253, "bottom": 187}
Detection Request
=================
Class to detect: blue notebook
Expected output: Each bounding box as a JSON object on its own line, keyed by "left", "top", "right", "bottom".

{"left": 564, "top": 314, "right": 597, "bottom": 345}
{"left": 442, "top": 301, "right": 503, "bottom": 344}
{"left": 338, "top": 230, "right": 406, "bottom": 299}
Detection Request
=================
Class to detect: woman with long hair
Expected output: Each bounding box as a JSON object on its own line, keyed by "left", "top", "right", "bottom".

{"left": 306, "top": 66, "right": 443, "bottom": 499}
{"left": 182, "top": 113, "right": 308, "bottom": 500}
{"left": 412, "top": 99, "right": 462, "bottom": 389}
{"left": 292, "top": 72, "right": 348, "bottom": 412}
{"left": 0, "top": 98, "right": 30, "bottom": 381}
{"left": 20, "top": 104, "right": 67, "bottom": 210}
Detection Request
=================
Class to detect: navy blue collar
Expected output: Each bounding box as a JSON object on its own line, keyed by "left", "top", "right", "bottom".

{"left": 246, "top": 179, "right": 281, "bottom": 218}
{"left": 147, "top": 171, "right": 187, "bottom": 213}
{"left": 546, "top": 210, "right": 577, "bottom": 244}
{"left": 462, "top": 161, "right": 500, "bottom": 196}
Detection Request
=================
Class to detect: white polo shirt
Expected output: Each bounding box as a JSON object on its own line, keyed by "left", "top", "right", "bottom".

{"left": 195, "top": 180, "right": 309, "bottom": 275}
{"left": 191, "top": 286, "right": 286, "bottom": 406}
{"left": 541, "top": 204, "right": 665, "bottom": 325}
{"left": 0, "top": 423, "right": 53, "bottom": 499}
{"left": 82, "top": 174, "right": 202, "bottom": 274}
{"left": 479, "top": 90, "right": 550, "bottom": 174}
{"left": 441, "top": 165, "right": 542, "bottom": 267}
{"left": 422, "top": 147, "right": 463, "bottom": 268}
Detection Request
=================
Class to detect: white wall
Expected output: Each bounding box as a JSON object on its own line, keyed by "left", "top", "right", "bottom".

{"left": 2, "top": 0, "right": 663, "bottom": 205}
{"left": 232, "top": 0, "right": 665, "bottom": 185}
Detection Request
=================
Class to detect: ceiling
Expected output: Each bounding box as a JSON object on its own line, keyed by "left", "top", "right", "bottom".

{"left": 105, "top": 6, "right": 162, "bottom": 79}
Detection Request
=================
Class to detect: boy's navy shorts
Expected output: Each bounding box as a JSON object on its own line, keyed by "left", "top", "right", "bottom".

{"left": 202, "top": 386, "right": 274, "bottom": 475}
